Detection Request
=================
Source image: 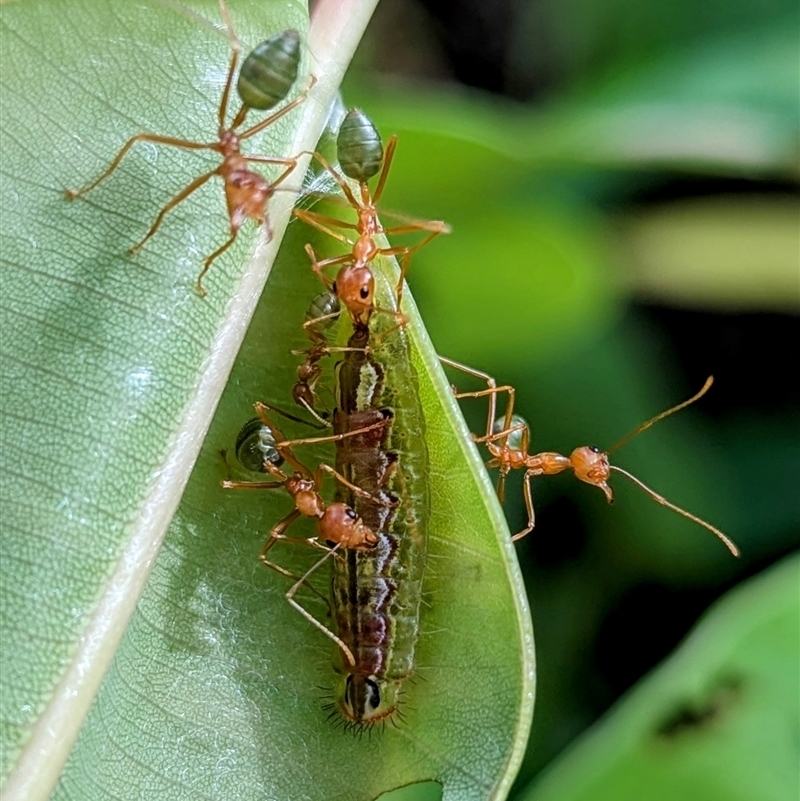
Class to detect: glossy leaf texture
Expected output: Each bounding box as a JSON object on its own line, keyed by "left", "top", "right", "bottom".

{"left": 516, "top": 553, "right": 800, "bottom": 801}
{"left": 0, "top": 0, "right": 534, "bottom": 799}
{"left": 0, "top": 0, "right": 312, "bottom": 794}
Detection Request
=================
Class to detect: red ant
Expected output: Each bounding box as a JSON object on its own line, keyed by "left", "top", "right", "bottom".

{"left": 289, "top": 291, "right": 357, "bottom": 424}
{"left": 441, "top": 357, "right": 740, "bottom": 556}
{"left": 65, "top": 0, "right": 312, "bottom": 295}
{"left": 293, "top": 108, "right": 449, "bottom": 329}
{"left": 222, "top": 402, "right": 396, "bottom": 665}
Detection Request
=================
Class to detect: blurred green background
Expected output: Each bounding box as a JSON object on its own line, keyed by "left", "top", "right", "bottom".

{"left": 336, "top": 0, "right": 799, "bottom": 795}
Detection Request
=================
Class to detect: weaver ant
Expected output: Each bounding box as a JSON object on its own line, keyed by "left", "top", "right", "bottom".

{"left": 292, "top": 291, "right": 340, "bottom": 421}
{"left": 442, "top": 357, "right": 739, "bottom": 556}
{"left": 222, "top": 402, "right": 396, "bottom": 665}
{"left": 66, "top": 0, "right": 312, "bottom": 295}
{"left": 294, "top": 108, "right": 450, "bottom": 328}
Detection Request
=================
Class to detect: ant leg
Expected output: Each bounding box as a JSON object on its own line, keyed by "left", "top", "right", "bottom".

{"left": 129, "top": 168, "right": 217, "bottom": 258}
{"left": 216, "top": 0, "right": 241, "bottom": 131}
{"left": 308, "top": 251, "right": 353, "bottom": 273}
{"left": 439, "top": 357, "right": 517, "bottom": 442}
{"left": 382, "top": 217, "right": 451, "bottom": 236}
{"left": 237, "top": 75, "right": 318, "bottom": 141}
{"left": 302, "top": 245, "right": 351, "bottom": 305}
{"left": 511, "top": 471, "right": 537, "bottom": 542}
{"left": 263, "top": 213, "right": 274, "bottom": 245}
{"left": 221, "top": 479, "right": 284, "bottom": 490}
{"left": 372, "top": 135, "right": 397, "bottom": 205}
{"left": 252, "top": 403, "right": 314, "bottom": 480}
{"left": 481, "top": 421, "right": 529, "bottom": 453}
{"left": 369, "top": 244, "right": 415, "bottom": 308}
{"left": 293, "top": 344, "right": 369, "bottom": 359}
{"left": 253, "top": 402, "right": 388, "bottom": 474}
{"left": 316, "top": 464, "right": 397, "bottom": 508}
{"left": 262, "top": 508, "right": 301, "bottom": 554}
{"left": 270, "top": 415, "right": 390, "bottom": 449}
{"left": 496, "top": 467, "right": 509, "bottom": 505}
{"left": 438, "top": 357, "right": 496, "bottom": 382}
{"left": 302, "top": 309, "right": 341, "bottom": 335}
{"left": 304, "top": 150, "right": 361, "bottom": 209}
{"left": 65, "top": 134, "right": 214, "bottom": 199}
{"left": 253, "top": 400, "right": 328, "bottom": 429}
{"left": 364, "top": 308, "right": 410, "bottom": 345}
{"left": 285, "top": 543, "right": 356, "bottom": 667}
{"left": 378, "top": 227, "right": 446, "bottom": 306}
{"left": 195, "top": 226, "right": 238, "bottom": 297}
{"left": 259, "top": 512, "right": 332, "bottom": 608}
{"left": 440, "top": 357, "right": 501, "bottom": 439}
{"left": 395, "top": 250, "right": 414, "bottom": 309}
{"left": 304, "top": 245, "right": 351, "bottom": 291}
{"left": 294, "top": 208, "right": 359, "bottom": 241}
{"left": 296, "top": 396, "right": 331, "bottom": 428}
{"left": 464, "top": 387, "right": 518, "bottom": 445}
{"left": 242, "top": 155, "right": 298, "bottom": 190}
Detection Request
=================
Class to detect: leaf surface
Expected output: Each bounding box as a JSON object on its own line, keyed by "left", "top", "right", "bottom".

{"left": 0, "top": 1, "right": 534, "bottom": 799}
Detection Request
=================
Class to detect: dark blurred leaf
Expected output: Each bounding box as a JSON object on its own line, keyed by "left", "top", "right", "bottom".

{"left": 349, "top": 21, "right": 799, "bottom": 176}
{"left": 511, "top": 0, "right": 798, "bottom": 93}
{"left": 515, "top": 553, "right": 800, "bottom": 801}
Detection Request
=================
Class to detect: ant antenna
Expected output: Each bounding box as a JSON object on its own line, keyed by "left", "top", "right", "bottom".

{"left": 608, "top": 376, "right": 714, "bottom": 454}
{"left": 608, "top": 465, "right": 740, "bottom": 556}
{"left": 601, "top": 376, "right": 738, "bottom": 556}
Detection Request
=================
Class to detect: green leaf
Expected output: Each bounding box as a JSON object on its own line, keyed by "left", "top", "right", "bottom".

{"left": 347, "top": 21, "right": 799, "bottom": 177}
{"left": 49, "top": 210, "right": 534, "bottom": 800}
{"left": 516, "top": 553, "right": 800, "bottom": 801}
{"left": 0, "top": 1, "right": 533, "bottom": 798}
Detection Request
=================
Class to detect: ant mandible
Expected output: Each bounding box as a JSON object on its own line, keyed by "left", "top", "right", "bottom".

{"left": 66, "top": 0, "right": 312, "bottom": 295}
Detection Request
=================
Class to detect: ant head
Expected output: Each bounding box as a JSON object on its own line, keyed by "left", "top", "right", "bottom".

{"left": 320, "top": 503, "right": 379, "bottom": 549}
{"left": 291, "top": 381, "right": 316, "bottom": 408}
{"left": 336, "top": 265, "right": 375, "bottom": 316}
{"left": 569, "top": 446, "right": 614, "bottom": 503}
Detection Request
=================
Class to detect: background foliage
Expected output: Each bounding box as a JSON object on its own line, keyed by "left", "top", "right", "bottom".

{"left": 347, "top": 0, "right": 799, "bottom": 797}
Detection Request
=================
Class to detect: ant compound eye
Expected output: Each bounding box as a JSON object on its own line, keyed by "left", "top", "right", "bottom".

{"left": 589, "top": 446, "right": 600, "bottom": 453}
{"left": 344, "top": 675, "right": 354, "bottom": 705}
{"left": 360, "top": 286, "right": 370, "bottom": 299}
{"left": 345, "top": 507, "right": 357, "bottom": 520}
